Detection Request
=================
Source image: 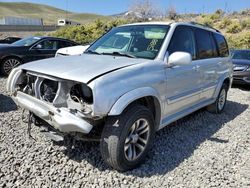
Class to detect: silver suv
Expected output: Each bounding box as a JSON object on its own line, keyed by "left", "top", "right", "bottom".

{"left": 7, "top": 22, "right": 233, "bottom": 171}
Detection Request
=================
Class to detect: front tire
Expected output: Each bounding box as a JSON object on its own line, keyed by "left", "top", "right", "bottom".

{"left": 207, "top": 83, "right": 228, "bottom": 114}
{"left": 0, "top": 57, "right": 21, "bottom": 76}
{"left": 100, "top": 105, "right": 155, "bottom": 171}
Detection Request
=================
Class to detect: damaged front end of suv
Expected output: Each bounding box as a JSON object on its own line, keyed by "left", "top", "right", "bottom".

{"left": 7, "top": 68, "right": 100, "bottom": 140}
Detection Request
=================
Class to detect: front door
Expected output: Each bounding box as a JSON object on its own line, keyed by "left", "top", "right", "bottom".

{"left": 29, "top": 39, "right": 58, "bottom": 61}
{"left": 163, "top": 25, "right": 203, "bottom": 116}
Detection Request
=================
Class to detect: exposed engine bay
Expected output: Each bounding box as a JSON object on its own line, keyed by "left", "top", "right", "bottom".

{"left": 7, "top": 70, "right": 104, "bottom": 139}
{"left": 15, "top": 71, "right": 94, "bottom": 116}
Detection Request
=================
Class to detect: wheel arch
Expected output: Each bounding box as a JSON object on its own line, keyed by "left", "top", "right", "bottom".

{"left": 213, "top": 75, "right": 232, "bottom": 100}
{"left": 108, "top": 87, "right": 162, "bottom": 130}
{"left": 1, "top": 55, "right": 23, "bottom": 63}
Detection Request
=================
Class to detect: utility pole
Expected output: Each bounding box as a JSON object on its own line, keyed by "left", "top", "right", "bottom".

{"left": 66, "top": 0, "right": 68, "bottom": 19}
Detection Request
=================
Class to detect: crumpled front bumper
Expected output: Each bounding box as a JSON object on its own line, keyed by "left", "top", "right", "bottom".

{"left": 13, "top": 91, "right": 93, "bottom": 134}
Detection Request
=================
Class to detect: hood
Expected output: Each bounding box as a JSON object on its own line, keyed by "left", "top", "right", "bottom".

{"left": 232, "top": 59, "right": 250, "bottom": 66}
{"left": 57, "top": 45, "right": 90, "bottom": 56}
{"left": 20, "top": 54, "right": 147, "bottom": 83}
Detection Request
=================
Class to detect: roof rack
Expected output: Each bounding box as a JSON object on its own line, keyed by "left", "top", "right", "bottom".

{"left": 189, "top": 22, "right": 221, "bottom": 33}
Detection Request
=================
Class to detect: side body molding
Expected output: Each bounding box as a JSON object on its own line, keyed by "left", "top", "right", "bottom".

{"left": 108, "top": 87, "right": 163, "bottom": 116}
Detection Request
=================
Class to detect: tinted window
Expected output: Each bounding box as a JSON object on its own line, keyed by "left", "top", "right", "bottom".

{"left": 58, "top": 40, "right": 74, "bottom": 48}
{"left": 168, "top": 26, "right": 196, "bottom": 59}
{"left": 195, "top": 29, "right": 217, "bottom": 59}
{"left": 37, "top": 40, "right": 58, "bottom": 50}
{"left": 213, "top": 33, "right": 229, "bottom": 57}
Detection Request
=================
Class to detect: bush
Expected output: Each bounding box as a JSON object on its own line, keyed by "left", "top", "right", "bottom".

{"left": 218, "top": 18, "right": 232, "bottom": 29}
{"left": 53, "top": 19, "right": 130, "bottom": 44}
{"left": 198, "top": 15, "right": 214, "bottom": 26}
{"left": 226, "top": 32, "right": 250, "bottom": 49}
{"left": 240, "top": 19, "right": 250, "bottom": 29}
{"left": 226, "top": 21, "right": 242, "bottom": 34}
{"left": 210, "top": 13, "right": 220, "bottom": 20}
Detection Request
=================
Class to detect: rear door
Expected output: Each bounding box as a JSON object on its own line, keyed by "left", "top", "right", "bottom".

{"left": 194, "top": 29, "right": 221, "bottom": 100}
{"left": 164, "top": 25, "right": 203, "bottom": 116}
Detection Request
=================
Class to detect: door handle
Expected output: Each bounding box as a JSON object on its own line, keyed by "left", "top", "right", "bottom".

{"left": 192, "top": 65, "right": 200, "bottom": 71}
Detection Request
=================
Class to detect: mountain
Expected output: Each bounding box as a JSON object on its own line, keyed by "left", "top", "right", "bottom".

{"left": 0, "top": 2, "right": 108, "bottom": 25}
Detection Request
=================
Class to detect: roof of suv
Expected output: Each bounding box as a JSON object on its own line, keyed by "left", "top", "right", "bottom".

{"left": 121, "top": 21, "right": 221, "bottom": 34}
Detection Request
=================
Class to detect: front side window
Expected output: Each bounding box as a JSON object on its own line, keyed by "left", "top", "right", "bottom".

{"left": 36, "top": 40, "right": 58, "bottom": 50}
{"left": 86, "top": 25, "right": 170, "bottom": 60}
{"left": 167, "top": 26, "right": 196, "bottom": 59}
{"left": 195, "top": 29, "right": 216, "bottom": 59}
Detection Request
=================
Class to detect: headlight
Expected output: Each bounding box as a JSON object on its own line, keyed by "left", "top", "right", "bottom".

{"left": 233, "top": 65, "right": 248, "bottom": 71}
{"left": 70, "top": 84, "right": 93, "bottom": 104}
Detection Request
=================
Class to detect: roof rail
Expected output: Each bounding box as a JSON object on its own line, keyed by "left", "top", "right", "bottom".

{"left": 189, "top": 22, "right": 221, "bottom": 33}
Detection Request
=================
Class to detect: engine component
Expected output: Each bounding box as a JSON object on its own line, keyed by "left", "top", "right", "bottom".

{"left": 40, "top": 79, "right": 58, "bottom": 102}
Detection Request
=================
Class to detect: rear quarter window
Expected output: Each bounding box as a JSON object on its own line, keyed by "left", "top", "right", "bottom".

{"left": 213, "top": 33, "right": 229, "bottom": 57}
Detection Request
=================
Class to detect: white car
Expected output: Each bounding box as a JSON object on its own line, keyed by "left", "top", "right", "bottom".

{"left": 55, "top": 45, "right": 90, "bottom": 57}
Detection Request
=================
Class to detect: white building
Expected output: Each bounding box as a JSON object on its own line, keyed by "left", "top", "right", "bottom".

{"left": 0, "top": 16, "right": 43, "bottom": 26}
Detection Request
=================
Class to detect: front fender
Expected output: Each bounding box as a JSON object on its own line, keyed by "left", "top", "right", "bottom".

{"left": 108, "top": 87, "right": 162, "bottom": 116}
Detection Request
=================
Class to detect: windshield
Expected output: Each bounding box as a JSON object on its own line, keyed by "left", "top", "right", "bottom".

{"left": 12, "top": 37, "right": 41, "bottom": 46}
{"left": 232, "top": 50, "right": 250, "bottom": 60}
{"left": 86, "top": 25, "right": 170, "bottom": 59}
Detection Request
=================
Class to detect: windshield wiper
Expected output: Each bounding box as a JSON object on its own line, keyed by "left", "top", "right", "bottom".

{"left": 103, "top": 52, "right": 136, "bottom": 58}
{"left": 85, "top": 50, "right": 101, "bottom": 55}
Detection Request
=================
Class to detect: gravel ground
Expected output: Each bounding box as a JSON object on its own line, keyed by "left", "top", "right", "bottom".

{"left": 0, "top": 77, "right": 249, "bottom": 188}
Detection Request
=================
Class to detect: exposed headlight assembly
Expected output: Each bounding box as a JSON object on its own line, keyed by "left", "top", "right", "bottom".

{"left": 70, "top": 84, "right": 93, "bottom": 104}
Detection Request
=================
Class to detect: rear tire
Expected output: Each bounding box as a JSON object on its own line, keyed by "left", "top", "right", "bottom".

{"left": 0, "top": 57, "right": 21, "bottom": 76}
{"left": 207, "top": 83, "right": 228, "bottom": 114}
{"left": 100, "top": 105, "right": 155, "bottom": 171}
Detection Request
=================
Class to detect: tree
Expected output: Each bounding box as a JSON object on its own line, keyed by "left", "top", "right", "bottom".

{"left": 166, "top": 5, "right": 178, "bottom": 20}
{"left": 128, "top": 0, "right": 160, "bottom": 21}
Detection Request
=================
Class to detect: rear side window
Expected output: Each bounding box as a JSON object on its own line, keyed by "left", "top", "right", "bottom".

{"left": 58, "top": 40, "right": 74, "bottom": 48}
{"left": 213, "top": 33, "right": 229, "bottom": 57}
{"left": 195, "top": 28, "right": 217, "bottom": 59}
{"left": 168, "top": 26, "right": 196, "bottom": 59}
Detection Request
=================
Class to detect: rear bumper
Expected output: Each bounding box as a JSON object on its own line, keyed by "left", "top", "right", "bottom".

{"left": 13, "top": 91, "right": 93, "bottom": 134}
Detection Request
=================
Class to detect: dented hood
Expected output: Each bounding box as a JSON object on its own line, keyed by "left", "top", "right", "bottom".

{"left": 20, "top": 54, "right": 146, "bottom": 83}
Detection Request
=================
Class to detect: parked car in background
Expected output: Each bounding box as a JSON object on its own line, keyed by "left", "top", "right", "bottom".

{"left": 55, "top": 45, "right": 90, "bottom": 57}
{"left": 7, "top": 22, "right": 232, "bottom": 171}
{"left": 0, "top": 36, "right": 78, "bottom": 75}
{"left": 0, "top": 37, "right": 21, "bottom": 44}
{"left": 231, "top": 49, "right": 250, "bottom": 85}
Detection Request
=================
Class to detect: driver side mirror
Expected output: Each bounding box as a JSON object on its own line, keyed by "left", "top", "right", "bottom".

{"left": 168, "top": 52, "right": 192, "bottom": 66}
{"left": 33, "top": 44, "right": 42, "bottom": 50}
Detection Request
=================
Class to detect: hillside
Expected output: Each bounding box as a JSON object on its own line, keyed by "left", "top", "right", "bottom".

{"left": 0, "top": 2, "right": 108, "bottom": 25}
